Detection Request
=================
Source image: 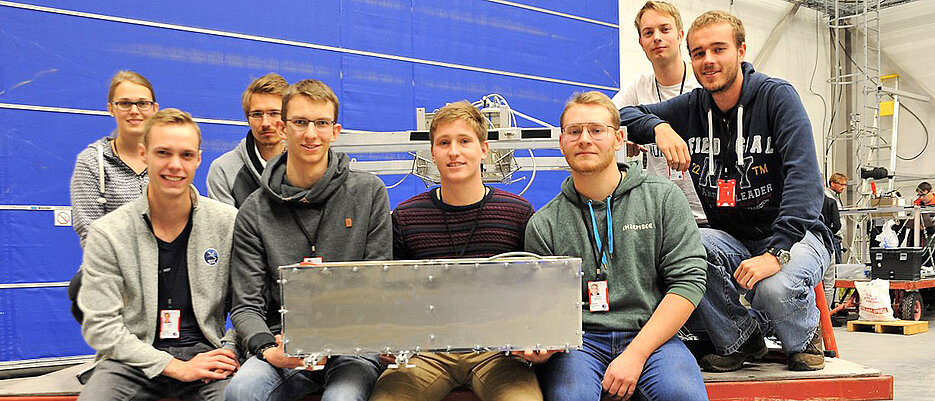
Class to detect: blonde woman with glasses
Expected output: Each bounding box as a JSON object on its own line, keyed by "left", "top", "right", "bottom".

{"left": 68, "top": 70, "right": 159, "bottom": 322}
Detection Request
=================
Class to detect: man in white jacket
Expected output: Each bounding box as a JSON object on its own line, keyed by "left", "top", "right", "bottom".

{"left": 77, "top": 108, "right": 239, "bottom": 401}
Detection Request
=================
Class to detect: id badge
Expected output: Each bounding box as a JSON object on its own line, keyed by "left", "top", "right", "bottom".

{"left": 717, "top": 179, "right": 736, "bottom": 207}
{"left": 668, "top": 168, "right": 685, "bottom": 181}
{"left": 587, "top": 280, "right": 609, "bottom": 312}
{"left": 300, "top": 257, "right": 323, "bottom": 266}
{"left": 159, "top": 309, "right": 180, "bottom": 339}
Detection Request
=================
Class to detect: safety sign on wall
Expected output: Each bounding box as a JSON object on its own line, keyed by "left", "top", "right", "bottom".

{"left": 53, "top": 207, "right": 72, "bottom": 227}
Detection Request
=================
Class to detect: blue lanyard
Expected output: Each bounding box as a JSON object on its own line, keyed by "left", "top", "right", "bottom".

{"left": 587, "top": 196, "right": 613, "bottom": 276}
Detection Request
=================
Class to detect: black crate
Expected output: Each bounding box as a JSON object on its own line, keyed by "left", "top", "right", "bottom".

{"left": 870, "top": 247, "right": 928, "bottom": 280}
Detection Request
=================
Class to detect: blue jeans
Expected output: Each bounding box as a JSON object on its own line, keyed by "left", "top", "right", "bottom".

{"left": 536, "top": 331, "right": 707, "bottom": 401}
{"left": 224, "top": 355, "right": 382, "bottom": 401}
{"left": 690, "top": 228, "right": 830, "bottom": 355}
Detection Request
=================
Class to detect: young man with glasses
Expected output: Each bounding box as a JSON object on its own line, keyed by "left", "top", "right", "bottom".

{"left": 369, "top": 101, "right": 539, "bottom": 401}
{"left": 520, "top": 91, "right": 707, "bottom": 401}
{"left": 620, "top": 11, "right": 832, "bottom": 372}
{"left": 207, "top": 73, "right": 288, "bottom": 207}
{"left": 77, "top": 109, "right": 239, "bottom": 401}
{"left": 614, "top": 1, "right": 707, "bottom": 227}
{"left": 225, "top": 79, "right": 390, "bottom": 401}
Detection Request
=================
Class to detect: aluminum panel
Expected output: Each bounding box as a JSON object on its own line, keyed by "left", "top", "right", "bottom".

{"left": 279, "top": 256, "right": 582, "bottom": 362}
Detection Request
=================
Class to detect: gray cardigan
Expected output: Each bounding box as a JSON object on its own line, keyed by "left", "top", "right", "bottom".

{"left": 77, "top": 187, "right": 238, "bottom": 378}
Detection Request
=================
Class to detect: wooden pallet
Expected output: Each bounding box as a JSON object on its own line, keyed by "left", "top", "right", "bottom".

{"left": 847, "top": 319, "right": 929, "bottom": 335}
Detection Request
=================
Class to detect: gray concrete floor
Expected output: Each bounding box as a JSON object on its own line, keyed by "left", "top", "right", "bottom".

{"left": 833, "top": 308, "right": 935, "bottom": 401}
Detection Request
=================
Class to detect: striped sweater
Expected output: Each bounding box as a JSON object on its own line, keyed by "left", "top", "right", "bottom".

{"left": 70, "top": 136, "right": 148, "bottom": 247}
{"left": 392, "top": 187, "right": 534, "bottom": 259}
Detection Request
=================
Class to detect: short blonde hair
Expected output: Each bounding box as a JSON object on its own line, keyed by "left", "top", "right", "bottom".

{"left": 634, "top": 1, "right": 683, "bottom": 33}
{"left": 429, "top": 101, "right": 488, "bottom": 144}
{"left": 829, "top": 173, "right": 848, "bottom": 186}
{"left": 241, "top": 73, "right": 288, "bottom": 117}
{"left": 142, "top": 108, "right": 201, "bottom": 148}
{"left": 687, "top": 10, "right": 745, "bottom": 50}
{"left": 107, "top": 70, "right": 155, "bottom": 103}
{"left": 282, "top": 79, "right": 339, "bottom": 121}
{"left": 560, "top": 91, "right": 620, "bottom": 128}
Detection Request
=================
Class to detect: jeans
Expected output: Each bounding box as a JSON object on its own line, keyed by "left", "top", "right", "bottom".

{"left": 690, "top": 228, "right": 830, "bottom": 355}
{"left": 224, "top": 355, "right": 382, "bottom": 401}
{"left": 536, "top": 331, "right": 707, "bottom": 401}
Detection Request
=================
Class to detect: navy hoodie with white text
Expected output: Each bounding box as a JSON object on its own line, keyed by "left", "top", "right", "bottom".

{"left": 620, "top": 62, "right": 831, "bottom": 252}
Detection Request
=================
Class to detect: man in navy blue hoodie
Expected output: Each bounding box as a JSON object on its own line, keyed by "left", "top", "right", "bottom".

{"left": 620, "top": 11, "right": 832, "bottom": 372}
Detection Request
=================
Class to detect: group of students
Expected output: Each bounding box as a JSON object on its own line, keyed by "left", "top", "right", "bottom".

{"left": 67, "top": 4, "right": 835, "bottom": 401}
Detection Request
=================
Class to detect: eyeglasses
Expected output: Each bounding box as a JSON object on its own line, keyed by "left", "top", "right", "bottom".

{"left": 112, "top": 100, "right": 155, "bottom": 111}
{"left": 247, "top": 110, "right": 282, "bottom": 120}
{"left": 561, "top": 123, "right": 617, "bottom": 140}
{"left": 284, "top": 118, "right": 335, "bottom": 131}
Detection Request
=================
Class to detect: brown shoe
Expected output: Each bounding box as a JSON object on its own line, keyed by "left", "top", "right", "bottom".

{"left": 699, "top": 329, "right": 768, "bottom": 372}
{"left": 788, "top": 328, "right": 825, "bottom": 371}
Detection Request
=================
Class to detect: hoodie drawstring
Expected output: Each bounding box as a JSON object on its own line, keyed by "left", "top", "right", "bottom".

{"left": 706, "top": 105, "right": 746, "bottom": 177}
{"left": 735, "top": 105, "right": 745, "bottom": 167}
{"left": 707, "top": 109, "right": 714, "bottom": 177}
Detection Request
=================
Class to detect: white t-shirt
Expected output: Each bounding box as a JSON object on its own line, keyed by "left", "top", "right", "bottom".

{"left": 614, "top": 62, "right": 707, "bottom": 224}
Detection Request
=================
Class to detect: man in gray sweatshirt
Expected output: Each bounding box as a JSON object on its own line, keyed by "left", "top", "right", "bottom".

{"left": 77, "top": 109, "right": 239, "bottom": 401}
{"left": 225, "top": 79, "right": 391, "bottom": 401}
{"left": 520, "top": 92, "right": 707, "bottom": 401}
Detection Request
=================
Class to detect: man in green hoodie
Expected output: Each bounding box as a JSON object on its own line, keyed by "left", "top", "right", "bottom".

{"left": 521, "top": 91, "right": 707, "bottom": 401}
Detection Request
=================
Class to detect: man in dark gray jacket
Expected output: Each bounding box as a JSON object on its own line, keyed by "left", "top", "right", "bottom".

{"left": 77, "top": 109, "right": 239, "bottom": 401}
{"left": 206, "top": 73, "right": 288, "bottom": 208}
{"left": 226, "top": 79, "right": 391, "bottom": 401}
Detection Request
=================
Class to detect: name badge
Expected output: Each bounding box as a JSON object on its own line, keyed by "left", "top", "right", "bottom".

{"left": 588, "top": 280, "right": 609, "bottom": 312}
{"left": 159, "top": 309, "right": 180, "bottom": 339}
{"left": 300, "top": 257, "right": 323, "bottom": 266}
{"left": 668, "top": 168, "right": 685, "bottom": 181}
{"left": 717, "top": 179, "right": 736, "bottom": 207}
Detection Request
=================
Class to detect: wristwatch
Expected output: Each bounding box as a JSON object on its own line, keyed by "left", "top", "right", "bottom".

{"left": 766, "top": 247, "right": 791, "bottom": 265}
{"left": 254, "top": 342, "right": 277, "bottom": 362}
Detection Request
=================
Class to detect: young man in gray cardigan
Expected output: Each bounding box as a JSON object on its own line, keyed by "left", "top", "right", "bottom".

{"left": 77, "top": 109, "right": 240, "bottom": 401}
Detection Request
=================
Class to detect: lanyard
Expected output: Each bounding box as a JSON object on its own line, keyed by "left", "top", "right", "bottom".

{"left": 655, "top": 61, "right": 687, "bottom": 103}
{"left": 439, "top": 187, "right": 489, "bottom": 257}
{"left": 587, "top": 196, "right": 613, "bottom": 279}
{"left": 289, "top": 206, "right": 324, "bottom": 257}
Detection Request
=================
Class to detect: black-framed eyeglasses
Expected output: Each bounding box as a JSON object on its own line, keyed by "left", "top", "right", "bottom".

{"left": 112, "top": 100, "right": 155, "bottom": 111}
{"left": 284, "top": 118, "right": 335, "bottom": 131}
{"left": 561, "top": 123, "right": 617, "bottom": 140}
{"left": 247, "top": 110, "right": 282, "bottom": 120}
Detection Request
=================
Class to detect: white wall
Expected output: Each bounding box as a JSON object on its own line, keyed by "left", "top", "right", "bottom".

{"left": 618, "top": 0, "right": 833, "bottom": 178}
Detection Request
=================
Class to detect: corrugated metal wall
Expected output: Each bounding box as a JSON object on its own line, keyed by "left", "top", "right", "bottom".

{"left": 0, "top": 0, "right": 618, "bottom": 362}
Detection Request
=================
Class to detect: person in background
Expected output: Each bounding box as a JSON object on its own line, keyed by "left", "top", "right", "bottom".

{"left": 821, "top": 174, "right": 845, "bottom": 307}
{"left": 71, "top": 70, "right": 158, "bottom": 246}
{"left": 614, "top": 1, "right": 707, "bottom": 227}
{"left": 207, "top": 73, "right": 288, "bottom": 208}
{"left": 69, "top": 70, "right": 159, "bottom": 321}
{"left": 915, "top": 182, "right": 934, "bottom": 206}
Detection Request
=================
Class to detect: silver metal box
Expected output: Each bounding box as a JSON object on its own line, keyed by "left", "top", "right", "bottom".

{"left": 278, "top": 256, "right": 582, "bottom": 366}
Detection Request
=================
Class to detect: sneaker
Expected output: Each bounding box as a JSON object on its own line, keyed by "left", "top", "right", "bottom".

{"left": 699, "top": 328, "right": 768, "bottom": 372}
{"left": 788, "top": 328, "right": 825, "bottom": 371}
